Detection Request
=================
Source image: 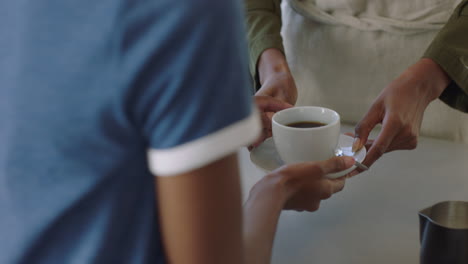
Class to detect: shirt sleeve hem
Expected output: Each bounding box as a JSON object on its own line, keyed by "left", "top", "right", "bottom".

{"left": 422, "top": 1, "right": 468, "bottom": 112}
{"left": 423, "top": 44, "right": 468, "bottom": 112}
{"left": 147, "top": 109, "right": 261, "bottom": 176}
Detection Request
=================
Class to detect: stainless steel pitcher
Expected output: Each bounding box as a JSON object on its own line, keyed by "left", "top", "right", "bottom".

{"left": 419, "top": 201, "right": 468, "bottom": 264}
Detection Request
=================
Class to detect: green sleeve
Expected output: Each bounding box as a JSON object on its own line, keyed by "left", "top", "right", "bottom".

{"left": 423, "top": 0, "right": 468, "bottom": 112}
{"left": 244, "top": 0, "right": 284, "bottom": 91}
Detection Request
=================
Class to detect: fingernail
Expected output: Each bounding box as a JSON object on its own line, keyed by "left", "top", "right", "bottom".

{"left": 352, "top": 138, "right": 361, "bottom": 153}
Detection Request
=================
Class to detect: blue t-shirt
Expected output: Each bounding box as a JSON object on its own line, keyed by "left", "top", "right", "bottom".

{"left": 0, "top": 0, "right": 260, "bottom": 263}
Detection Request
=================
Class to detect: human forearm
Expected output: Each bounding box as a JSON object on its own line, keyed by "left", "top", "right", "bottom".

{"left": 243, "top": 174, "right": 286, "bottom": 264}
{"left": 423, "top": 0, "right": 468, "bottom": 111}
{"left": 242, "top": 157, "right": 352, "bottom": 264}
{"left": 255, "top": 48, "right": 297, "bottom": 104}
{"left": 352, "top": 0, "right": 467, "bottom": 159}
{"left": 245, "top": 0, "right": 284, "bottom": 90}
{"left": 258, "top": 48, "right": 290, "bottom": 85}
{"left": 403, "top": 58, "right": 450, "bottom": 101}
{"left": 244, "top": 0, "right": 297, "bottom": 104}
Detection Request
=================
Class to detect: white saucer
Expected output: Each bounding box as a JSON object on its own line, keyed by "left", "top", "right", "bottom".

{"left": 250, "top": 134, "right": 367, "bottom": 179}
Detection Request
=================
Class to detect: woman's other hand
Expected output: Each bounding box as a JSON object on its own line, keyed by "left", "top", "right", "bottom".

{"left": 353, "top": 58, "right": 450, "bottom": 168}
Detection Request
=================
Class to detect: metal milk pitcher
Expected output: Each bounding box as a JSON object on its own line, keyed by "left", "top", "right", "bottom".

{"left": 419, "top": 201, "right": 468, "bottom": 264}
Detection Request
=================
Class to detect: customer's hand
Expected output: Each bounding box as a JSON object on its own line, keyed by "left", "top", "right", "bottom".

{"left": 250, "top": 96, "right": 292, "bottom": 150}
{"left": 352, "top": 58, "right": 450, "bottom": 168}
{"left": 256, "top": 48, "right": 298, "bottom": 105}
{"left": 247, "top": 156, "right": 355, "bottom": 212}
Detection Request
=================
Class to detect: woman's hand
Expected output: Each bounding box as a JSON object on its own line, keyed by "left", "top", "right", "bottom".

{"left": 353, "top": 58, "right": 450, "bottom": 168}
{"left": 250, "top": 96, "right": 292, "bottom": 150}
{"left": 256, "top": 48, "right": 298, "bottom": 105}
{"left": 249, "top": 49, "right": 297, "bottom": 150}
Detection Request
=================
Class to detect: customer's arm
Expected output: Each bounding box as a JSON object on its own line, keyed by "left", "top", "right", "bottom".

{"left": 157, "top": 154, "right": 353, "bottom": 264}
{"left": 243, "top": 157, "right": 353, "bottom": 264}
{"left": 351, "top": 0, "right": 468, "bottom": 168}
{"left": 156, "top": 155, "right": 244, "bottom": 264}
{"left": 245, "top": 0, "right": 297, "bottom": 104}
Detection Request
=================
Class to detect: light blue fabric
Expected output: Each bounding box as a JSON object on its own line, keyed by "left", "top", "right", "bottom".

{"left": 0, "top": 0, "right": 252, "bottom": 263}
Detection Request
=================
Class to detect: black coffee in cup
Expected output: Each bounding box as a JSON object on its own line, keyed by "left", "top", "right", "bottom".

{"left": 286, "top": 121, "right": 326, "bottom": 128}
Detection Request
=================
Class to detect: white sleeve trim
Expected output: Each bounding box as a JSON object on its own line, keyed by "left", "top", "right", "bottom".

{"left": 148, "top": 109, "right": 261, "bottom": 176}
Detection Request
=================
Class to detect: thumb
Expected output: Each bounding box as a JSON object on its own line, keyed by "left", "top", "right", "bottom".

{"left": 353, "top": 104, "right": 382, "bottom": 152}
{"left": 316, "top": 156, "right": 355, "bottom": 175}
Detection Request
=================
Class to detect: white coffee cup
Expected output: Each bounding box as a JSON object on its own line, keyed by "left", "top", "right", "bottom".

{"left": 272, "top": 106, "right": 340, "bottom": 164}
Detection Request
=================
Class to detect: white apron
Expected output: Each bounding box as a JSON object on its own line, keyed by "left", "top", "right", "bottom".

{"left": 282, "top": 0, "right": 468, "bottom": 143}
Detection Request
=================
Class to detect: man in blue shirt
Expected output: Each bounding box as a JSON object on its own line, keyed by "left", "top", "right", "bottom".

{"left": 0, "top": 0, "right": 353, "bottom": 263}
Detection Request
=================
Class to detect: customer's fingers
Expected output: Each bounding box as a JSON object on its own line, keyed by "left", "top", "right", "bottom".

{"left": 316, "top": 156, "right": 355, "bottom": 175}
{"left": 317, "top": 178, "right": 346, "bottom": 201}
{"left": 327, "top": 178, "right": 346, "bottom": 194}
